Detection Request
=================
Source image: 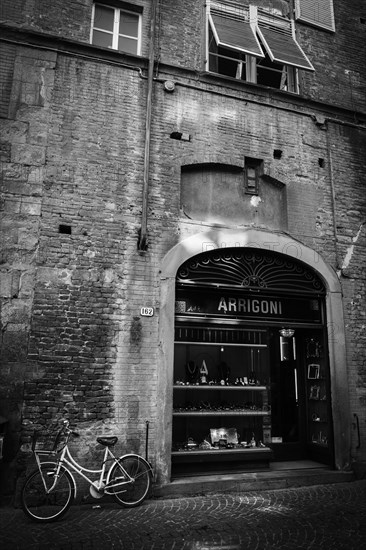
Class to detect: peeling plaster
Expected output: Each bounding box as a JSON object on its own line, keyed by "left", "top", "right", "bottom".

{"left": 339, "top": 221, "right": 365, "bottom": 274}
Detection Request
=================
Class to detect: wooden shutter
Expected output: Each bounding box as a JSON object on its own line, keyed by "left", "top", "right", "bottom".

{"left": 209, "top": 13, "right": 264, "bottom": 57}
{"left": 257, "top": 22, "right": 314, "bottom": 71}
{"left": 295, "top": 0, "right": 335, "bottom": 32}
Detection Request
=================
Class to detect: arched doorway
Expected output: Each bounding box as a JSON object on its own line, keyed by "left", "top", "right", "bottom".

{"left": 156, "top": 229, "right": 350, "bottom": 484}
{"left": 172, "top": 247, "right": 331, "bottom": 476}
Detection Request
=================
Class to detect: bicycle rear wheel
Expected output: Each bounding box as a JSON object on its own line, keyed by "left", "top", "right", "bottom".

{"left": 109, "top": 455, "right": 151, "bottom": 507}
{"left": 21, "top": 462, "right": 74, "bottom": 522}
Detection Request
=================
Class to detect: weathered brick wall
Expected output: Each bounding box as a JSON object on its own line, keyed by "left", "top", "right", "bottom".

{"left": 158, "top": 0, "right": 366, "bottom": 113}
{"left": 325, "top": 122, "right": 366, "bottom": 464}
{"left": 148, "top": 76, "right": 366, "bottom": 464}
{"left": 2, "top": 0, "right": 365, "bottom": 111}
{"left": 19, "top": 51, "right": 160, "bottom": 463}
{"left": 152, "top": 79, "right": 339, "bottom": 260}
{"left": 0, "top": 0, "right": 365, "bottom": 492}
{"left": 0, "top": 0, "right": 152, "bottom": 56}
{"left": 297, "top": 0, "right": 366, "bottom": 112}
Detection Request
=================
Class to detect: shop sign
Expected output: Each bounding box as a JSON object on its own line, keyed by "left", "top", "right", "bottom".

{"left": 175, "top": 291, "right": 322, "bottom": 323}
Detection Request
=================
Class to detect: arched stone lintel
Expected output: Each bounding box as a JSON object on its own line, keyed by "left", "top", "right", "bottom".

{"left": 162, "top": 228, "right": 340, "bottom": 293}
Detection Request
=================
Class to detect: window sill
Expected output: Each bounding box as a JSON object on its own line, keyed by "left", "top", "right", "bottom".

{"left": 205, "top": 70, "right": 300, "bottom": 96}
{"left": 0, "top": 22, "right": 148, "bottom": 70}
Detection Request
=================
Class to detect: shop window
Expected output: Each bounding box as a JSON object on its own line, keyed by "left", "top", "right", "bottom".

{"left": 206, "top": 1, "right": 314, "bottom": 93}
{"left": 295, "top": 0, "right": 335, "bottom": 32}
{"left": 91, "top": 2, "right": 142, "bottom": 54}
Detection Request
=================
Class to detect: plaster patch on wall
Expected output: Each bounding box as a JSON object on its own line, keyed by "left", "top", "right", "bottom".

{"left": 251, "top": 196, "right": 262, "bottom": 208}
{"left": 339, "top": 221, "right": 365, "bottom": 273}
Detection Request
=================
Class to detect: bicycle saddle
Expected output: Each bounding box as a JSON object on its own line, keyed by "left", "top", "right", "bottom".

{"left": 97, "top": 436, "right": 118, "bottom": 447}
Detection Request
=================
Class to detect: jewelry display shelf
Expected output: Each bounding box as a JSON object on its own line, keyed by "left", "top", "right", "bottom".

{"left": 172, "top": 446, "right": 273, "bottom": 465}
{"left": 306, "top": 357, "right": 329, "bottom": 448}
{"left": 173, "top": 385, "right": 267, "bottom": 390}
{"left": 173, "top": 411, "right": 270, "bottom": 416}
{"left": 172, "top": 334, "right": 272, "bottom": 474}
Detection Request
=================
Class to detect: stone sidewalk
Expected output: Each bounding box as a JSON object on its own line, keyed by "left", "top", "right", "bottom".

{"left": 1, "top": 480, "right": 366, "bottom": 549}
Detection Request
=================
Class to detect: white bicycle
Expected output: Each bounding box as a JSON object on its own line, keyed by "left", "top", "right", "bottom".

{"left": 21, "top": 420, "right": 152, "bottom": 522}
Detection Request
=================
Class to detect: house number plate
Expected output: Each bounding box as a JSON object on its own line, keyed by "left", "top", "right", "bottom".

{"left": 140, "top": 307, "right": 154, "bottom": 317}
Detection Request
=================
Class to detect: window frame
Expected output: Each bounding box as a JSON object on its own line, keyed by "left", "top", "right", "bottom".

{"left": 295, "top": 0, "right": 335, "bottom": 33}
{"left": 91, "top": 2, "right": 142, "bottom": 55}
{"left": 205, "top": 1, "right": 315, "bottom": 94}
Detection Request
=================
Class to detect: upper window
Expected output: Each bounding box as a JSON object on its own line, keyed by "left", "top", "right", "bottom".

{"left": 206, "top": 1, "right": 314, "bottom": 93}
{"left": 91, "top": 3, "right": 142, "bottom": 54}
{"left": 295, "top": 0, "right": 335, "bottom": 33}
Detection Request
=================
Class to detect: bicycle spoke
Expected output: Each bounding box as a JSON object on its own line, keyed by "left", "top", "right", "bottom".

{"left": 109, "top": 455, "right": 151, "bottom": 507}
{"left": 21, "top": 463, "right": 74, "bottom": 522}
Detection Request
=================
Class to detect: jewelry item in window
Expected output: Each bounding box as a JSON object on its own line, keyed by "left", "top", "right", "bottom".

{"left": 308, "top": 363, "right": 320, "bottom": 379}
{"left": 309, "top": 385, "right": 320, "bottom": 400}
{"left": 217, "top": 361, "right": 230, "bottom": 385}
{"left": 249, "top": 371, "right": 256, "bottom": 385}
{"left": 306, "top": 338, "right": 320, "bottom": 358}
{"left": 199, "top": 360, "right": 208, "bottom": 384}
{"left": 185, "top": 360, "right": 198, "bottom": 384}
{"left": 186, "top": 437, "right": 198, "bottom": 450}
{"left": 199, "top": 438, "right": 212, "bottom": 450}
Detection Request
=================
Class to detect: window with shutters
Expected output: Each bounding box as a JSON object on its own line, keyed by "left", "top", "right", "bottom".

{"left": 206, "top": 1, "right": 314, "bottom": 93}
{"left": 295, "top": 0, "right": 335, "bottom": 33}
{"left": 91, "top": 2, "right": 142, "bottom": 54}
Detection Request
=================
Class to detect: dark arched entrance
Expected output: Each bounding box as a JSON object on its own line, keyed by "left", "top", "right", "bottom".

{"left": 171, "top": 248, "right": 333, "bottom": 477}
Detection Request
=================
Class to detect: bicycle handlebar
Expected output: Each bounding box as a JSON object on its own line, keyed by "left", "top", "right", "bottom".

{"left": 61, "top": 420, "right": 80, "bottom": 438}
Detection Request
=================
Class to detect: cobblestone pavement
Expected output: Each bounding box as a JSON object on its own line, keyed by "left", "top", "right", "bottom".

{"left": 1, "top": 481, "right": 366, "bottom": 550}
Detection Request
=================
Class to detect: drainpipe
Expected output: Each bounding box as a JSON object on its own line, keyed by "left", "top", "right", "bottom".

{"left": 138, "top": 0, "right": 158, "bottom": 251}
{"left": 325, "top": 122, "right": 341, "bottom": 270}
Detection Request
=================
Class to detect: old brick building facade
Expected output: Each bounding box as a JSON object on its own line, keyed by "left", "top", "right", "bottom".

{"left": 0, "top": 0, "right": 365, "bottom": 493}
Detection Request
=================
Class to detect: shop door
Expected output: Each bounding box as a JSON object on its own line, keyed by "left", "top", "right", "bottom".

{"left": 269, "top": 328, "right": 333, "bottom": 465}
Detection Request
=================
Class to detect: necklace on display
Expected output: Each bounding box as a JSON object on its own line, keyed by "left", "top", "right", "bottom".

{"left": 186, "top": 361, "right": 198, "bottom": 382}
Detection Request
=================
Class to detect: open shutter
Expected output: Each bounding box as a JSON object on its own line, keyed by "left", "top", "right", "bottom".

{"left": 209, "top": 12, "right": 264, "bottom": 58}
{"left": 295, "top": 0, "right": 335, "bottom": 32}
{"left": 256, "top": 10, "right": 314, "bottom": 72}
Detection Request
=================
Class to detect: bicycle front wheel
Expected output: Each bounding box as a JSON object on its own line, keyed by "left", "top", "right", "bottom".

{"left": 21, "top": 462, "right": 74, "bottom": 522}
{"left": 110, "top": 455, "right": 151, "bottom": 507}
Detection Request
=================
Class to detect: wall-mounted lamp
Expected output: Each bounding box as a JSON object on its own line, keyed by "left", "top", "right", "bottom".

{"left": 279, "top": 328, "right": 295, "bottom": 338}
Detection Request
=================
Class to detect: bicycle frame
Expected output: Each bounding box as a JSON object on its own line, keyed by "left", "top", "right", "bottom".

{"left": 34, "top": 444, "right": 136, "bottom": 497}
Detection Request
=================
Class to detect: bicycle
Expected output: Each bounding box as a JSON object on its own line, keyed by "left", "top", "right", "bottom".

{"left": 21, "top": 419, "right": 152, "bottom": 522}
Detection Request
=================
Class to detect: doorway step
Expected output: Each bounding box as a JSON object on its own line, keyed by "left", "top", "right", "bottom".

{"left": 153, "top": 461, "right": 355, "bottom": 499}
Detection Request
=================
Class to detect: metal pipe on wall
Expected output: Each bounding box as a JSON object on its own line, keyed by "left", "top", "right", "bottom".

{"left": 138, "top": 0, "right": 158, "bottom": 251}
